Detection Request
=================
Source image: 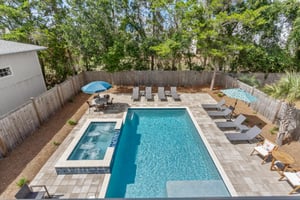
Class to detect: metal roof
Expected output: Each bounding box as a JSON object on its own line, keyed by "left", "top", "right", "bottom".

{"left": 0, "top": 39, "right": 47, "bottom": 56}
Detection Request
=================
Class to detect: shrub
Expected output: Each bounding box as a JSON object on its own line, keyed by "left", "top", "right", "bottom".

{"left": 217, "top": 93, "right": 224, "bottom": 97}
{"left": 16, "top": 178, "right": 28, "bottom": 187}
{"left": 270, "top": 126, "right": 279, "bottom": 135}
{"left": 67, "top": 119, "right": 77, "bottom": 125}
{"left": 53, "top": 141, "right": 61, "bottom": 146}
{"left": 238, "top": 75, "right": 260, "bottom": 87}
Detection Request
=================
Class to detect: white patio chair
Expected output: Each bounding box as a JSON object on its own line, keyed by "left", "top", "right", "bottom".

{"left": 250, "top": 138, "right": 278, "bottom": 164}
{"left": 279, "top": 171, "right": 300, "bottom": 194}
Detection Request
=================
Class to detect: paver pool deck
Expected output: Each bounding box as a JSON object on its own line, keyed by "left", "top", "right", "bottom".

{"left": 30, "top": 92, "right": 299, "bottom": 198}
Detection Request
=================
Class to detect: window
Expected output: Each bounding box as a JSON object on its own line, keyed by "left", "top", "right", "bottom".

{"left": 0, "top": 67, "right": 12, "bottom": 78}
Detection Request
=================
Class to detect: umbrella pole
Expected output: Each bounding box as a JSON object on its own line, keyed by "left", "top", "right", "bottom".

{"left": 234, "top": 99, "right": 238, "bottom": 109}
{"left": 230, "top": 99, "right": 238, "bottom": 118}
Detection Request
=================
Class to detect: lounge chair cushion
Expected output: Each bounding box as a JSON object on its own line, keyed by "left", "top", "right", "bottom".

{"left": 262, "top": 140, "right": 276, "bottom": 152}
{"left": 284, "top": 172, "right": 300, "bottom": 186}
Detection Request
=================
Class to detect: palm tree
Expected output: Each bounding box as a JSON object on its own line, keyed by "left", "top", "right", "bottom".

{"left": 264, "top": 72, "right": 300, "bottom": 146}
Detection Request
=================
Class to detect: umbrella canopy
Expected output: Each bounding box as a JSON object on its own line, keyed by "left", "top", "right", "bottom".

{"left": 81, "top": 81, "right": 112, "bottom": 94}
{"left": 221, "top": 88, "right": 257, "bottom": 103}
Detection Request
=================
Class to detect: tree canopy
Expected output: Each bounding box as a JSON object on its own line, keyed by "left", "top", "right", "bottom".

{"left": 1, "top": 0, "right": 300, "bottom": 86}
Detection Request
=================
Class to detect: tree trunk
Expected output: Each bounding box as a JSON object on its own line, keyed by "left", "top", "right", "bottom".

{"left": 210, "top": 66, "right": 217, "bottom": 90}
{"left": 276, "top": 102, "right": 296, "bottom": 145}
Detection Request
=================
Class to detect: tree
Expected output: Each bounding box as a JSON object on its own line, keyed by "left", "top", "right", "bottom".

{"left": 264, "top": 72, "right": 300, "bottom": 145}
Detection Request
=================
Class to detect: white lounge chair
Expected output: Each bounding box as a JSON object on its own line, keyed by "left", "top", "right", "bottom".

{"left": 145, "top": 87, "right": 153, "bottom": 101}
{"left": 225, "top": 125, "right": 262, "bottom": 142}
{"left": 132, "top": 87, "right": 140, "bottom": 101}
{"left": 279, "top": 171, "right": 300, "bottom": 194}
{"left": 206, "top": 107, "right": 232, "bottom": 118}
{"left": 202, "top": 99, "right": 226, "bottom": 110}
{"left": 158, "top": 87, "right": 167, "bottom": 101}
{"left": 215, "top": 114, "right": 248, "bottom": 131}
{"left": 250, "top": 138, "right": 277, "bottom": 164}
{"left": 171, "top": 87, "right": 180, "bottom": 101}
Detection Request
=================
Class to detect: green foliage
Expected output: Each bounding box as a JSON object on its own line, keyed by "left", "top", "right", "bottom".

{"left": 1, "top": 0, "right": 300, "bottom": 80}
{"left": 67, "top": 119, "right": 77, "bottom": 126}
{"left": 53, "top": 141, "right": 61, "bottom": 146}
{"left": 264, "top": 71, "right": 300, "bottom": 103}
{"left": 238, "top": 74, "right": 260, "bottom": 87}
{"left": 16, "top": 178, "right": 28, "bottom": 187}
{"left": 270, "top": 126, "right": 279, "bottom": 135}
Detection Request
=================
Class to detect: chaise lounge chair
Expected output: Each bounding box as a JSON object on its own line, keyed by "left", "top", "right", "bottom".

{"left": 250, "top": 138, "right": 278, "bottom": 164}
{"left": 132, "top": 87, "right": 140, "bottom": 101}
{"left": 225, "top": 125, "right": 262, "bottom": 142}
{"left": 158, "top": 87, "right": 167, "bottom": 101}
{"left": 206, "top": 107, "right": 232, "bottom": 119}
{"left": 279, "top": 171, "right": 300, "bottom": 194}
{"left": 215, "top": 114, "right": 248, "bottom": 131}
{"left": 145, "top": 86, "right": 154, "bottom": 101}
{"left": 202, "top": 99, "right": 226, "bottom": 110}
{"left": 171, "top": 87, "right": 180, "bottom": 101}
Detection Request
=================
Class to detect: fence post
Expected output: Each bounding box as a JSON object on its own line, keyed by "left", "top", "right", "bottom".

{"left": 0, "top": 136, "right": 7, "bottom": 157}
{"left": 70, "top": 77, "right": 77, "bottom": 96}
{"left": 30, "top": 97, "right": 42, "bottom": 125}
{"left": 56, "top": 85, "right": 64, "bottom": 107}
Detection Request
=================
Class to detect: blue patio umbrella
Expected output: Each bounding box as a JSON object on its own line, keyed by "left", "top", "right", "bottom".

{"left": 81, "top": 81, "right": 112, "bottom": 94}
{"left": 221, "top": 88, "right": 257, "bottom": 109}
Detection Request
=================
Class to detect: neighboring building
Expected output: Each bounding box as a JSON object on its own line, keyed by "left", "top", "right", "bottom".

{"left": 0, "top": 40, "right": 47, "bottom": 116}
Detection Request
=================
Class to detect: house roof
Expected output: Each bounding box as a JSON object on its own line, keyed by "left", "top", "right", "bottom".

{"left": 0, "top": 40, "right": 47, "bottom": 56}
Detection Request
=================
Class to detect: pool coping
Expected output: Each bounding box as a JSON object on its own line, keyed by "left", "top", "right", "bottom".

{"left": 54, "top": 118, "right": 123, "bottom": 174}
{"left": 99, "top": 107, "right": 237, "bottom": 198}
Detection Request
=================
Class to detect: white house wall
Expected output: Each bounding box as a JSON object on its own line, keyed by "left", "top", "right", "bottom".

{"left": 0, "top": 51, "right": 46, "bottom": 116}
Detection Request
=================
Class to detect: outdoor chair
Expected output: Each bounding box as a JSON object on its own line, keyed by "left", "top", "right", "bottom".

{"left": 145, "top": 86, "right": 154, "bottom": 101}
{"left": 170, "top": 87, "right": 180, "bottom": 101}
{"left": 107, "top": 97, "right": 114, "bottom": 105}
{"left": 250, "top": 138, "right": 278, "bottom": 164}
{"left": 215, "top": 114, "right": 248, "bottom": 131}
{"left": 206, "top": 107, "right": 232, "bottom": 119}
{"left": 86, "top": 101, "right": 95, "bottom": 113}
{"left": 15, "top": 184, "right": 51, "bottom": 199}
{"left": 132, "top": 87, "right": 140, "bottom": 101}
{"left": 225, "top": 125, "right": 262, "bottom": 142}
{"left": 202, "top": 99, "right": 226, "bottom": 110}
{"left": 158, "top": 87, "right": 167, "bottom": 101}
{"left": 279, "top": 171, "right": 300, "bottom": 194}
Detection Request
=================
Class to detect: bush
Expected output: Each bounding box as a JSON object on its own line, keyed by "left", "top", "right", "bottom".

{"left": 238, "top": 75, "right": 260, "bottom": 87}
{"left": 67, "top": 119, "right": 77, "bottom": 125}
{"left": 53, "top": 141, "right": 61, "bottom": 146}
{"left": 270, "top": 126, "right": 279, "bottom": 135}
{"left": 16, "top": 178, "right": 28, "bottom": 187}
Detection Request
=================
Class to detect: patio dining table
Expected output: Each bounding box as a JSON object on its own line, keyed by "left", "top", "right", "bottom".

{"left": 270, "top": 150, "right": 295, "bottom": 175}
{"left": 92, "top": 98, "right": 108, "bottom": 111}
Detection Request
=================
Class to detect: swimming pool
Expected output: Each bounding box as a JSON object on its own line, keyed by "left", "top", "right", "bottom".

{"left": 105, "top": 108, "right": 232, "bottom": 198}
{"left": 55, "top": 118, "right": 122, "bottom": 174}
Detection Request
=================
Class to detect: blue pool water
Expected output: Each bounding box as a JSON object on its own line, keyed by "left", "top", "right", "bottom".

{"left": 68, "top": 122, "right": 118, "bottom": 160}
{"left": 106, "top": 108, "right": 230, "bottom": 198}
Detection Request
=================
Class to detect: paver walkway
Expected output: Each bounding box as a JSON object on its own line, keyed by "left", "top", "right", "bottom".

{"left": 30, "top": 92, "right": 299, "bottom": 198}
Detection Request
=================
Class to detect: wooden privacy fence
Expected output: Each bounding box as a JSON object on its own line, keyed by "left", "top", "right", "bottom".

{"left": 0, "top": 74, "right": 85, "bottom": 158}
{"left": 84, "top": 70, "right": 213, "bottom": 86}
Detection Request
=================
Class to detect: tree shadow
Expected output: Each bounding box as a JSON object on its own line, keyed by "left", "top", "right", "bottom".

{"left": 103, "top": 103, "right": 130, "bottom": 114}
{"left": 241, "top": 114, "right": 267, "bottom": 129}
